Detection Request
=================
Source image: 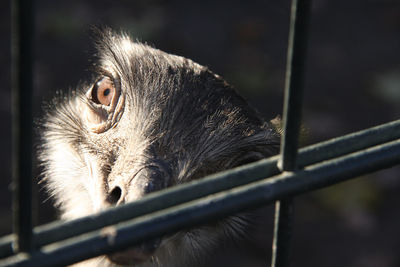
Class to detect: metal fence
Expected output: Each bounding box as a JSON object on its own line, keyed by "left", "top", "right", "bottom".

{"left": 1, "top": 0, "right": 400, "bottom": 266}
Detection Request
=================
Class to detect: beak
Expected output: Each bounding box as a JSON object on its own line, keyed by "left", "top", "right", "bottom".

{"left": 106, "top": 159, "right": 171, "bottom": 264}
{"left": 107, "top": 237, "right": 161, "bottom": 265}
{"left": 107, "top": 158, "right": 172, "bottom": 205}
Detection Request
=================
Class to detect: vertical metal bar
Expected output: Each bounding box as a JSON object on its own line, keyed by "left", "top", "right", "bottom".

{"left": 271, "top": 199, "right": 294, "bottom": 267}
{"left": 11, "top": 0, "right": 34, "bottom": 253}
{"left": 272, "top": 0, "right": 311, "bottom": 266}
{"left": 279, "top": 0, "right": 311, "bottom": 171}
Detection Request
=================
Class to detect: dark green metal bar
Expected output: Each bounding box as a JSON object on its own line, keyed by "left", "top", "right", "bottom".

{"left": 1, "top": 119, "right": 400, "bottom": 259}
{"left": 298, "top": 119, "right": 400, "bottom": 166}
{"left": 271, "top": 198, "right": 294, "bottom": 267}
{"left": 1, "top": 138, "right": 399, "bottom": 267}
{"left": 273, "top": 0, "right": 311, "bottom": 266}
{"left": 11, "top": 0, "right": 34, "bottom": 253}
{"left": 279, "top": 0, "right": 311, "bottom": 171}
{"left": 0, "top": 237, "right": 14, "bottom": 260}
{"left": 34, "top": 157, "right": 280, "bottom": 248}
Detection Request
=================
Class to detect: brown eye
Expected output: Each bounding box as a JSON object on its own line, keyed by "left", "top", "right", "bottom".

{"left": 92, "top": 77, "right": 115, "bottom": 106}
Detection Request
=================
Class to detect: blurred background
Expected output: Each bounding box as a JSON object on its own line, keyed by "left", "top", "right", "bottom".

{"left": 1, "top": 0, "right": 400, "bottom": 266}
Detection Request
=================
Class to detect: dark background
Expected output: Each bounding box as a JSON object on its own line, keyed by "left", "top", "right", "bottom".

{"left": 1, "top": 0, "right": 400, "bottom": 266}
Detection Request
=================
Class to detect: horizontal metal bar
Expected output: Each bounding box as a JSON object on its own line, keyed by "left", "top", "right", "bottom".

{"left": 0, "top": 119, "right": 399, "bottom": 259}
{"left": 0, "top": 237, "right": 14, "bottom": 260}
{"left": 2, "top": 137, "right": 400, "bottom": 267}
{"left": 0, "top": 158, "right": 279, "bottom": 258}
{"left": 298, "top": 119, "right": 400, "bottom": 166}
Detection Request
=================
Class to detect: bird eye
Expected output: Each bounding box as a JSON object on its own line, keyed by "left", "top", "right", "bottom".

{"left": 92, "top": 77, "right": 115, "bottom": 106}
{"left": 83, "top": 74, "right": 124, "bottom": 133}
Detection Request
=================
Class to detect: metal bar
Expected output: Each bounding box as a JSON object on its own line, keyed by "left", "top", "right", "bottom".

{"left": 0, "top": 237, "right": 14, "bottom": 260}
{"left": 11, "top": 0, "right": 34, "bottom": 253}
{"left": 1, "top": 138, "right": 400, "bottom": 267}
{"left": 279, "top": 0, "right": 311, "bottom": 171}
{"left": 271, "top": 198, "right": 294, "bottom": 267}
{"left": 297, "top": 119, "right": 400, "bottom": 166}
{"left": 0, "top": 118, "right": 400, "bottom": 258}
{"left": 273, "top": 0, "right": 311, "bottom": 266}
{"left": 40, "top": 157, "right": 280, "bottom": 248}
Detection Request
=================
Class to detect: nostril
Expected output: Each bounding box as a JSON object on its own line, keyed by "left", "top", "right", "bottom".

{"left": 144, "top": 182, "right": 155, "bottom": 194}
{"left": 107, "top": 186, "right": 122, "bottom": 205}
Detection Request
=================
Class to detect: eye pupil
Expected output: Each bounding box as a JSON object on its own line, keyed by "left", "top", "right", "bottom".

{"left": 103, "top": 88, "right": 110, "bottom": 96}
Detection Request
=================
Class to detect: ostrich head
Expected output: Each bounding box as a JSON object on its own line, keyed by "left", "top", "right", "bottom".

{"left": 39, "top": 30, "right": 280, "bottom": 267}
